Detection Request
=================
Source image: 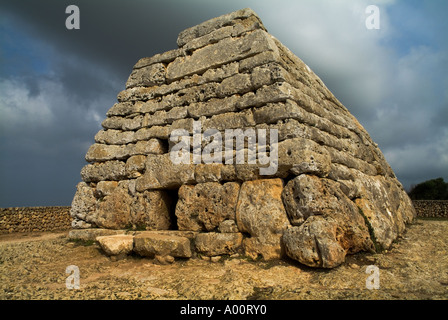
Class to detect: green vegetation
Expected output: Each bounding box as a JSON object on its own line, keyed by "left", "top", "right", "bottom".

{"left": 408, "top": 177, "right": 448, "bottom": 200}
{"left": 357, "top": 207, "right": 384, "bottom": 253}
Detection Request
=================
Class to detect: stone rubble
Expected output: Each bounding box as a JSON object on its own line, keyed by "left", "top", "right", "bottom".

{"left": 69, "top": 8, "right": 416, "bottom": 268}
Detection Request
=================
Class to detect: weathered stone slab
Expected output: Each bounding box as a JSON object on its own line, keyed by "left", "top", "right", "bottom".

{"left": 187, "top": 95, "right": 239, "bottom": 118}
{"left": 126, "top": 63, "right": 166, "bottom": 89}
{"left": 125, "top": 155, "right": 146, "bottom": 178}
{"left": 134, "top": 48, "right": 184, "bottom": 69}
{"left": 96, "top": 234, "right": 134, "bottom": 256}
{"left": 276, "top": 137, "right": 332, "bottom": 177}
{"left": 80, "top": 161, "right": 126, "bottom": 182}
{"left": 218, "top": 219, "right": 239, "bottom": 233}
{"left": 281, "top": 175, "right": 374, "bottom": 268}
{"left": 135, "top": 153, "right": 195, "bottom": 191}
{"left": 70, "top": 182, "right": 97, "bottom": 225}
{"left": 106, "top": 102, "right": 141, "bottom": 117}
{"left": 85, "top": 139, "right": 165, "bottom": 162}
{"left": 102, "top": 115, "right": 143, "bottom": 131}
{"left": 236, "top": 179, "right": 290, "bottom": 260}
{"left": 237, "top": 82, "right": 295, "bottom": 110}
{"left": 283, "top": 216, "right": 347, "bottom": 268}
{"left": 195, "top": 232, "right": 243, "bottom": 256}
{"left": 133, "top": 232, "right": 192, "bottom": 258}
{"left": 202, "top": 109, "right": 255, "bottom": 131}
{"left": 167, "top": 30, "right": 277, "bottom": 81}
{"left": 95, "top": 129, "right": 136, "bottom": 145}
{"left": 176, "top": 182, "right": 240, "bottom": 231}
{"left": 177, "top": 8, "right": 264, "bottom": 47}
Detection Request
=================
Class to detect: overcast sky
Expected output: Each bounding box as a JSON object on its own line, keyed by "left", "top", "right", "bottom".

{"left": 1, "top": 0, "right": 447, "bottom": 207}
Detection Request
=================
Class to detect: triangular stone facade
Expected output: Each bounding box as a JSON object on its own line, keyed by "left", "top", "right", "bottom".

{"left": 70, "top": 8, "right": 416, "bottom": 268}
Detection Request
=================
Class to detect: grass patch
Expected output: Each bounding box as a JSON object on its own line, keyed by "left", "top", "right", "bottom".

{"left": 357, "top": 207, "right": 384, "bottom": 253}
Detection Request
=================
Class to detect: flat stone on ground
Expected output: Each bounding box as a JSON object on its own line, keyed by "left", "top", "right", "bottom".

{"left": 96, "top": 234, "right": 134, "bottom": 256}
{"left": 133, "top": 231, "right": 192, "bottom": 258}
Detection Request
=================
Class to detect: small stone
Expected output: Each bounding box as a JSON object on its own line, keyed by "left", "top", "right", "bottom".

{"left": 155, "top": 254, "right": 175, "bottom": 264}
{"left": 211, "top": 256, "right": 222, "bottom": 263}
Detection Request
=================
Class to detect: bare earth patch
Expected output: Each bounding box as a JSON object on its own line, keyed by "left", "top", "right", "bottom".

{"left": 0, "top": 219, "right": 447, "bottom": 300}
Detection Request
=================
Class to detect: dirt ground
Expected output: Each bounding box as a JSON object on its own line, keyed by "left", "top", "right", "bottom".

{"left": 0, "top": 218, "right": 447, "bottom": 300}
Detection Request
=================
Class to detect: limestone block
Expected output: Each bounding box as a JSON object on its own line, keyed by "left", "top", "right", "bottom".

{"left": 218, "top": 219, "right": 239, "bottom": 233}
{"left": 131, "top": 190, "right": 172, "bottom": 230}
{"left": 126, "top": 63, "right": 166, "bottom": 89}
{"left": 135, "top": 153, "right": 195, "bottom": 191}
{"left": 167, "top": 30, "right": 277, "bottom": 81}
{"left": 282, "top": 175, "right": 358, "bottom": 226}
{"left": 85, "top": 140, "right": 165, "bottom": 162}
{"left": 238, "top": 51, "right": 279, "bottom": 73}
{"left": 182, "top": 25, "right": 234, "bottom": 53}
{"left": 134, "top": 125, "right": 170, "bottom": 141}
{"left": 93, "top": 182, "right": 134, "bottom": 229}
{"left": 216, "top": 73, "right": 252, "bottom": 98}
{"left": 96, "top": 235, "right": 134, "bottom": 256}
{"left": 106, "top": 102, "right": 141, "bottom": 117}
{"left": 96, "top": 181, "right": 119, "bottom": 197}
{"left": 202, "top": 109, "right": 255, "bottom": 131}
{"left": 80, "top": 161, "right": 126, "bottom": 182}
{"left": 95, "top": 129, "right": 136, "bottom": 145}
{"left": 187, "top": 95, "right": 239, "bottom": 118}
{"left": 133, "top": 232, "right": 192, "bottom": 258}
{"left": 237, "top": 82, "right": 295, "bottom": 110}
{"left": 235, "top": 179, "right": 290, "bottom": 260}
{"left": 277, "top": 137, "right": 332, "bottom": 177}
{"left": 282, "top": 216, "right": 347, "bottom": 268}
{"left": 195, "top": 232, "right": 243, "bottom": 256}
{"left": 85, "top": 144, "right": 128, "bottom": 162}
{"left": 177, "top": 8, "right": 262, "bottom": 47}
{"left": 253, "top": 100, "right": 305, "bottom": 124}
{"left": 133, "top": 139, "right": 167, "bottom": 155}
{"left": 176, "top": 182, "right": 240, "bottom": 231}
{"left": 134, "top": 48, "right": 184, "bottom": 69}
{"left": 125, "top": 155, "right": 147, "bottom": 178}
{"left": 70, "top": 182, "right": 97, "bottom": 224}
{"left": 102, "top": 115, "right": 143, "bottom": 131}
{"left": 281, "top": 175, "right": 374, "bottom": 267}
{"left": 194, "top": 164, "right": 224, "bottom": 183}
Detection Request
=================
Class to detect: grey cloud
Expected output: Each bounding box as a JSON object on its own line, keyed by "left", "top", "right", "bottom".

{"left": 1, "top": 0, "right": 447, "bottom": 206}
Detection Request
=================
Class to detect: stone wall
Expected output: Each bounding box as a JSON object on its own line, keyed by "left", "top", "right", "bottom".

{"left": 0, "top": 207, "right": 72, "bottom": 234}
{"left": 413, "top": 200, "right": 448, "bottom": 218}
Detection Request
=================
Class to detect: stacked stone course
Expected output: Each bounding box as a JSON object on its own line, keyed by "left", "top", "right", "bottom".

{"left": 69, "top": 9, "right": 416, "bottom": 268}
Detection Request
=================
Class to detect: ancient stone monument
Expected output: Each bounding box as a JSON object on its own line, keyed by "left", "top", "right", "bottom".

{"left": 69, "top": 8, "right": 416, "bottom": 268}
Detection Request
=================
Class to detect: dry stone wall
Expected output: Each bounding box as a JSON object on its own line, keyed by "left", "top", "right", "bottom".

{"left": 69, "top": 8, "right": 416, "bottom": 268}
{"left": 413, "top": 200, "right": 448, "bottom": 218}
{"left": 0, "top": 207, "right": 71, "bottom": 234}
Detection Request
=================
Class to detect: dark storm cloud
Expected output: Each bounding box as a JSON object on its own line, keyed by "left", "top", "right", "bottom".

{"left": 0, "top": 0, "right": 447, "bottom": 206}
{"left": 0, "top": 0, "right": 241, "bottom": 206}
